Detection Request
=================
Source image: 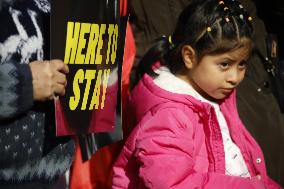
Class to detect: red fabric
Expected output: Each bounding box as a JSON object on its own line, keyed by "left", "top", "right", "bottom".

{"left": 70, "top": 139, "right": 93, "bottom": 189}
{"left": 122, "top": 22, "right": 137, "bottom": 138}
{"left": 89, "top": 82, "right": 118, "bottom": 133}
{"left": 70, "top": 140, "right": 123, "bottom": 189}
{"left": 70, "top": 3, "right": 137, "bottom": 188}
{"left": 55, "top": 99, "right": 74, "bottom": 136}
{"left": 120, "top": 0, "right": 128, "bottom": 16}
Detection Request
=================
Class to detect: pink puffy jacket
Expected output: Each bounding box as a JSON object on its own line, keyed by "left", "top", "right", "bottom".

{"left": 112, "top": 74, "right": 281, "bottom": 189}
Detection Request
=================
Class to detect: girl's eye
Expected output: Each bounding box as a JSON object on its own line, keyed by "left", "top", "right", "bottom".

{"left": 238, "top": 61, "right": 247, "bottom": 69}
{"left": 219, "top": 62, "right": 229, "bottom": 70}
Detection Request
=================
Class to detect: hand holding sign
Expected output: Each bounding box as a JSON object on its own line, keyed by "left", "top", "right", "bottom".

{"left": 29, "top": 59, "right": 69, "bottom": 101}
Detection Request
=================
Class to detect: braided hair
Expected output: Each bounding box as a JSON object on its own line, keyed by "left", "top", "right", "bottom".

{"left": 135, "top": 0, "right": 253, "bottom": 85}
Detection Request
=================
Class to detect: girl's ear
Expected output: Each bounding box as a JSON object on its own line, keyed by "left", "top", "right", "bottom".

{"left": 182, "top": 45, "right": 196, "bottom": 69}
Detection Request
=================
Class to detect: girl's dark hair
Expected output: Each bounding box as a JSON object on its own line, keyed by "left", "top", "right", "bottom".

{"left": 135, "top": 0, "right": 253, "bottom": 85}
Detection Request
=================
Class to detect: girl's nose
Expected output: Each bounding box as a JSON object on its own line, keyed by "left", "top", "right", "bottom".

{"left": 226, "top": 69, "right": 242, "bottom": 86}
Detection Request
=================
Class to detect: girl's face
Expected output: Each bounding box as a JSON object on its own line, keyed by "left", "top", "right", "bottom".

{"left": 186, "top": 46, "right": 251, "bottom": 100}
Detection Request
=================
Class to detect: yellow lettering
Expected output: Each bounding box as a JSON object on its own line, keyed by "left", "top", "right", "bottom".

{"left": 69, "top": 69, "right": 84, "bottom": 110}
{"left": 105, "top": 24, "right": 114, "bottom": 64}
{"left": 101, "top": 69, "right": 110, "bottom": 109}
{"left": 111, "top": 24, "right": 118, "bottom": 64}
{"left": 85, "top": 24, "right": 99, "bottom": 64}
{"left": 81, "top": 69, "right": 96, "bottom": 110}
{"left": 95, "top": 24, "right": 106, "bottom": 64}
{"left": 64, "top": 22, "right": 80, "bottom": 64}
{"left": 89, "top": 69, "right": 102, "bottom": 110}
{"left": 75, "top": 23, "right": 91, "bottom": 64}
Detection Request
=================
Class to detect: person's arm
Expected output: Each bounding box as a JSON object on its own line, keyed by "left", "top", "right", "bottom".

{"left": 0, "top": 60, "right": 33, "bottom": 121}
{"left": 0, "top": 59, "right": 68, "bottom": 122}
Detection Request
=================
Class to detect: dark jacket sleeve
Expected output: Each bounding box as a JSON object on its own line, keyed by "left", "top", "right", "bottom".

{"left": 0, "top": 61, "right": 34, "bottom": 121}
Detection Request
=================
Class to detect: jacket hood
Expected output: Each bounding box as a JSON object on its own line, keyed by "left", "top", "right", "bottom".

{"left": 130, "top": 71, "right": 230, "bottom": 122}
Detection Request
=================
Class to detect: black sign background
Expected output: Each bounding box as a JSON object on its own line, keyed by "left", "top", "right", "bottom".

{"left": 51, "top": 0, "right": 126, "bottom": 160}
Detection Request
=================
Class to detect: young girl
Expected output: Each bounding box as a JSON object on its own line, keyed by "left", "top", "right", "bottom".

{"left": 112, "top": 0, "right": 281, "bottom": 188}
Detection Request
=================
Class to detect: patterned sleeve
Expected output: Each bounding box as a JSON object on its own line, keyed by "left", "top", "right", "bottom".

{"left": 0, "top": 61, "right": 34, "bottom": 121}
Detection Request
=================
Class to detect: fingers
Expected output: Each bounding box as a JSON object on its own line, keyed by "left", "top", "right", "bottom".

{"left": 54, "top": 71, "right": 67, "bottom": 85}
{"left": 30, "top": 59, "right": 69, "bottom": 101}
{"left": 45, "top": 83, "right": 65, "bottom": 101}
{"left": 50, "top": 59, "right": 69, "bottom": 74}
{"left": 50, "top": 61, "right": 68, "bottom": 97}
{"left": 49, "top": 60, "right": 68, "bottom": 98}
{"left": 46, "top": 82, "right": 66, "bottom": 100}
{"left": 53, "top": 83, "right": 66, "bottom": 96}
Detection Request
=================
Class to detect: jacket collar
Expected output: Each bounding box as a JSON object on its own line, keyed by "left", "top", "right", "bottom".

{"left": 131, "top": 70, "right": 229, "bottom": 122}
